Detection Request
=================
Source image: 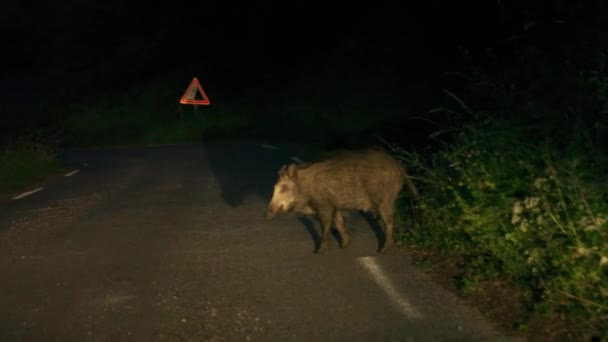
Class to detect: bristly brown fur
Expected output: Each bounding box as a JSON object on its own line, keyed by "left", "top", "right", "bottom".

{"left": 266, "top": 147, "right": 418, "bottom": 253}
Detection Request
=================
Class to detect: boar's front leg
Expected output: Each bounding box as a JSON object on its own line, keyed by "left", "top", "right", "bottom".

{"left": 333, "top": 210, "right": 350, "bottom": 248}
{"left": 316, "top": 207, "right": 335, "bottom": 253}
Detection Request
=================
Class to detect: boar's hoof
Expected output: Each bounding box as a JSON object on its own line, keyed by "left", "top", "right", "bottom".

{"left": 316, "top": 242, "right": 328, "bottom": 254}
{"left": 340, "top": 236, "right": 350, "bottom": 248}
{"left": 380, "top": 240, "right": 395, "bottom": 253}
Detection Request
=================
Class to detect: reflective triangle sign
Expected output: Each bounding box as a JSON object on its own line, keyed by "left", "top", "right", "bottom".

{"left": 180, "top": 77, "right": 210, "bottom": 105}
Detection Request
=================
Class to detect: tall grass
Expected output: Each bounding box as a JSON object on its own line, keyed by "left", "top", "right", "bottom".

{"left": 390, "top": 85, "right": 608, "bottom": 337}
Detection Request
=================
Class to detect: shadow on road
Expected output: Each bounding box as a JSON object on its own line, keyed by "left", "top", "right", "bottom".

{"left": 299, "top": 213, "right": 386, "bottom": 254}
{"left": 360, "top": 213, "right": 387, "bottom": 253}
{"left": 297, "top": 216, "right": 322, "bottom": 253}
{"left": 204, "top": 142, "right": 306, "bottom": 207}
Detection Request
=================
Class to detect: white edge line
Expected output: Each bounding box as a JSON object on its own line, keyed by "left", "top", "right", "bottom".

{"left": 290, "top": 156, "right": 303, "bottom": 164}
{"left": 357, "top": 256, "right": 423, "bottom": 319}
{"left": 260, "top": 144, "right": 279, "bottom": 150}
{"left": 12, "top": 187, "right": 44, "bottom": 200}
{"left": 64, "top": 169, "right": 80, "bottom": 177}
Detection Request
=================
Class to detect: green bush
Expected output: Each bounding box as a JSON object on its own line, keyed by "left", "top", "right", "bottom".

{"left": 392, "top": 109, "right": 607, "bottom": 335}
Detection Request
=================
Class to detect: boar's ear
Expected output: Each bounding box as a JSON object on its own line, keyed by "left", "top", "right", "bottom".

{"left": 286, "top": 163, "right": 298, "bottom": 180}
{"left": 278, "top": 164, "right": 287, "bottom": 175}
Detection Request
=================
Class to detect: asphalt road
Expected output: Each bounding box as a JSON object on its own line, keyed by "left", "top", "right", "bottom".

{"left": 0, "top": 142, "right": 520, "bottom": 341}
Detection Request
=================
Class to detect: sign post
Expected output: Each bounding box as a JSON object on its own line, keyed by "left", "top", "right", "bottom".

{"left": 180, "top": 77, "right": 210, "bottom": 111}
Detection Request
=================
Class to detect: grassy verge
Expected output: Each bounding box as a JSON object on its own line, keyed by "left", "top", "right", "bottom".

{"left": 0, "top": 139, "right": 62, "bottom": 197}
{"left": 390, "top": 85, "right": 608, "bottom": 339}
{"left": 62, "top": 102, "right": 253, "bottom": 146}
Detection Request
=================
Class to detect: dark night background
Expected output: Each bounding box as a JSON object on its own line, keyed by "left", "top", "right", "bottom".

{"left": 3, "top": 1, "right": 605, "bottom": 148}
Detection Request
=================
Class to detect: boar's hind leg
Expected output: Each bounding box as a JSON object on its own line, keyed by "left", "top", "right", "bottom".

{"left": 333, "top": 210, "right": 350, "bottom": 248}
{"left": 317, "top": 207, "right": 335, "bottom": 253}
{"left": 378, "top": 201, "right": 396, "bottom": 253}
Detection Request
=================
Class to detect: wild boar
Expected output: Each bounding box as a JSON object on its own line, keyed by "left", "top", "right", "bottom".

{"left": 265, "top": 146, "right": 418, "bottom": 253}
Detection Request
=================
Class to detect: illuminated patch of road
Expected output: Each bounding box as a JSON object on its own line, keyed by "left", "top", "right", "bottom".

{"left": 12, "top": 187, "right": 44, "bottom": 200}
{"left": 357, "top": 256, "right": 423, "bottom": 319}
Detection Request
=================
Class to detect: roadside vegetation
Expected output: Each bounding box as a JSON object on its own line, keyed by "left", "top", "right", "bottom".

{"left": 390, "top": 51, "right": 608, "bottom": 339}
{"left": 0, "top": 137, "right": 61, "bottom": 197}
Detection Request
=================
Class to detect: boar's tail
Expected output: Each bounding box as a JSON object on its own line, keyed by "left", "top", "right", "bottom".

{"left": 400, "top": 164, "right": 420, "bottom": 199}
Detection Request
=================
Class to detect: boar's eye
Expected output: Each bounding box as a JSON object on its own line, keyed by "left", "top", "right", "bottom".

{"left": 279, "top": 185, "right": 289, "bottom": 194}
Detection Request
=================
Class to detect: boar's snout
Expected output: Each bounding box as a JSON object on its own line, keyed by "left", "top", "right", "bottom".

{"left": 265, "top": 207, "right": 276, "bottom": 220}
{"left": 265, "top": 203, "right": 287, "bottom": 220}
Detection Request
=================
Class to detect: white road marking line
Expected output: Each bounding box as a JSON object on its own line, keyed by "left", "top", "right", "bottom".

{"left": 260, "top": 144, "right": 279, "bottom": 150}
{"left": 64, "top": 169, "right": 80, "bottom": 177}
{"left": 357, "top": 256, "right": 423, "bottom": 319}
{"left": 12, "top": 187, "right": 44, "bottom": 200}
{"left": 290, "top": 156, "right": 303, "bottom": 164}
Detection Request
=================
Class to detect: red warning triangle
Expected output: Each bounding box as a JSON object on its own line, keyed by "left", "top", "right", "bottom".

{"left": 180, "top": 77, "right": 210, "bottom": 105}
